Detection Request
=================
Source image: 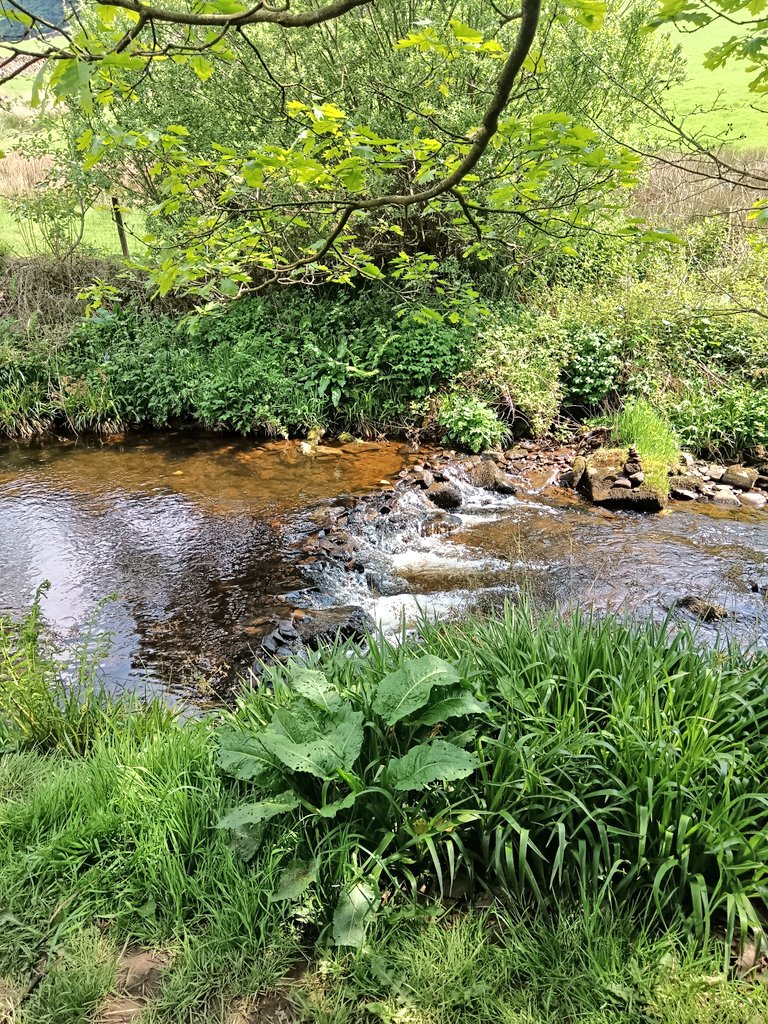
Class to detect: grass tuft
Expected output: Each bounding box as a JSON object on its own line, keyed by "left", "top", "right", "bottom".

{"left": 612, "top": 399, "right": 680, "bottom": 492}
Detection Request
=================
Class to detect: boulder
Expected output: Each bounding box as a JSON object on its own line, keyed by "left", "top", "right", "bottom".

{"left": 581, "top": 450, "right": 666, "bottom": 513}
{"left": 294, "top": 606, "right": 376, "bottom": 648}
{"left": 704, "top": 464, "right": 726, "bottom": 482}
{"left": 721, "top": 465, "right": 759, "bottom": 491}
{"left": 740, "top": 490, "right": 767, "bottom": 510}
{"left": 426, "top": 482, "right": 463, "bottom": 510}
{"left": 467, "top": 460, "right": 517, "bottom": 494}
{"left": 676, "top": 596, "right": 727, "bottom": 623}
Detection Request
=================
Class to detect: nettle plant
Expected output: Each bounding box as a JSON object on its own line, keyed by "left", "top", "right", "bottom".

{"left": 215, "top": 655, "right": 488, "bottom": 947}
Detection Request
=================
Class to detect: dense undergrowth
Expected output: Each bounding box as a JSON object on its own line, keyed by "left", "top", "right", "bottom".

{"left": 2, "top": 598, "right": 768, "bottom": 1021}
{"left": 1, "top": 221, "right": 767, "bottom": 459}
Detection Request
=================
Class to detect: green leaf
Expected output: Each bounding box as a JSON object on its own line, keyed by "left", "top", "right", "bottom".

{"left": 260, "top": 705, "right": 364, "bottom": 780}
{"left": 216, "top": 790, "right": 300, "bottom": 830}
{"left": 215, "top": 725, "right": 271, "bottom": 781}
{"left": 333, "top": 880, "right": 378, "bottom": 948}
{"left": 387, "top": 739, "right": 479, "bottom": 792}
{"left": 269, "top": 859, "right": 318, "bottom": 903}
{"left": 372, "top": 655, "right": 460, "bottom": 726}
{"left": 411, "top": 687, "right": 489, "bottom": 726}
{"left": 314, "top": 791, "right": 359, "bottom": 818}
{"left": 288, "top": 667, "right": 344, "bottom": 712}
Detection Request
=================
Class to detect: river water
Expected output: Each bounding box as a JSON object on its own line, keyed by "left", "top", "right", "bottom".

{"left": 1, "top": 432, "right": 767, "bottom": 695}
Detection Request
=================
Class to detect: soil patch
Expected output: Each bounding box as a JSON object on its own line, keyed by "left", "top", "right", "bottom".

{"left": 100, "top": 948, "right": 170, "bottom": 1024}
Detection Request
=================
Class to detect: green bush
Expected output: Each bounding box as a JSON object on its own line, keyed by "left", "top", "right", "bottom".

{"left": 218, "top": 607, "right": 768, "bottom": 949}
{"left": 668, "top": 383, "right": 768, "bottom": 460}
{"left": 462, "top": 316, "right": 564, "bottom": 436}
{"left": 438, "top": 392, "right": 507, "bottom": 452}
{"left": 562, "top": 328, "right": 623, "bottom": 408}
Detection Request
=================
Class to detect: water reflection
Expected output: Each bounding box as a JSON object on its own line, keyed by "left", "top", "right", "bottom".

{"left": 0, "top": 432, "right": 410, "bottom": 689}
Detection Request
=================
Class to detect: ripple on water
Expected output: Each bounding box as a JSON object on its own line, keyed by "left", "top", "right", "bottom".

{"left": 1, "top": 432, "right": 767, "bottom": 694}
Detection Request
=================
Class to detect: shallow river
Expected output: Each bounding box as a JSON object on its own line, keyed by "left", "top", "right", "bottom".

{"left": 1, "top": 433, "right": 767, "bottom": 695}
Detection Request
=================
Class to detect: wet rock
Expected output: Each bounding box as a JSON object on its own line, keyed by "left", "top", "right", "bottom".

{"left": 467, "top": 460, "right": 516, "bottom": 494}
{"left": 410, "top": 469, "right": 435, "bottom": 489}
{"left": 750, "top": 578, "right": 768, "bottom": 596}
{"left": 670, "top": 487, "right": 698, "bottom": 501}
{"left": 721, "top": 465, "right": 759, "bottom": 491}
{"left": 294, "top": 606, "right": 375, "bottom": 648}
{"left": 756, "top": 475, "right": 768, "bottom": 490}
{"left": 676, "top": 596, "right": 728, "bottom": 623}
{"left": 426, "top": 482, "right": 463, "bottom": 510}
{"left": 740, "top": 490, "right": 767, "bottom": 510}
{"left": 571, "top": 455, "right": 587, "bottom": 489}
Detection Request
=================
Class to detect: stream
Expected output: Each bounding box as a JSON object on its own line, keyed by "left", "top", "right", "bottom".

{"left": 1, "top": 432, "right": 767, "bottom": 696}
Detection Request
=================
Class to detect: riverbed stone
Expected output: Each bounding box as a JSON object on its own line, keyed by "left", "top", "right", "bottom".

{"left": 293, "top": 606, "right": 376, "bottom": 648}
{"left": 467, "top": 460, "right": 516, "bottom": 494}
{"left": 721, "top": 465, "right": 759, "bottom": 491}
{"left": 426, "top": 482, "right": 463, "bottom": 510}
{"left": 668, "top": 474, "right": 705, "bottom": 494}
{"left": 704, "top": 464, "right": 726, "bottom": 481}
{"left": 581, "top": 450, "right": 666, "bottom": 512}
{"left": 740, "top": 490, "right": 767, "bottom": 509}
{"left": 713, "top": 486, "right": 741, "bottom": 507}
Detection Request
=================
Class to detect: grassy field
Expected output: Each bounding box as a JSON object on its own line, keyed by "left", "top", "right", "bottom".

{"left": 666, "top": 21, "right": 766, "bottom": 147}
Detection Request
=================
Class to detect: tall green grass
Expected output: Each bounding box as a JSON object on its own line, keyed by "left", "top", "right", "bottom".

{"left": 222, "top": 605, "right": 768, "bottom": 948}
{"left": 2, "top": 600, "right": 768, "bottom": 1020}
{"left": 0, "top": 585, "right": 175, "bottom": 754}
{"left": 612, "top": 399, "right": 680, "bottom": 491}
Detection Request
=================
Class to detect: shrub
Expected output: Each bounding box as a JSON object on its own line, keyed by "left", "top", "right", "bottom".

{"left": 218, "top": 607, "right": 768, "bottom": 949}
{"left": 562, "top": 328, "right": 623, "bottom": 408}
{"left": 462, "top": 317, "right": 563, "bottom": 436}
{"left": 668, "top": 383, "right": 768, "bottom": 461}
{"left": 438, "top": 392, "right": 507, "bottom": 452}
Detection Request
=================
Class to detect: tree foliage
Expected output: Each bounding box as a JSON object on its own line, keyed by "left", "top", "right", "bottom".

{"left": 0, "top": 1, "right": 685, "bottom": 301}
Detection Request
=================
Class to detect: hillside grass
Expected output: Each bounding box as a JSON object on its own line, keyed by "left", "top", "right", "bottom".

{"left": 666, "top": 21, "right": 765, "bottom": 148}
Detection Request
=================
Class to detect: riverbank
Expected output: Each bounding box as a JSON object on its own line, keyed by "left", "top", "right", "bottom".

{"left": 2, "top": 602, "right": 767, "bottom": 1022}
{"left": 2, "top": 232, "right": 768, "bottom": 461}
